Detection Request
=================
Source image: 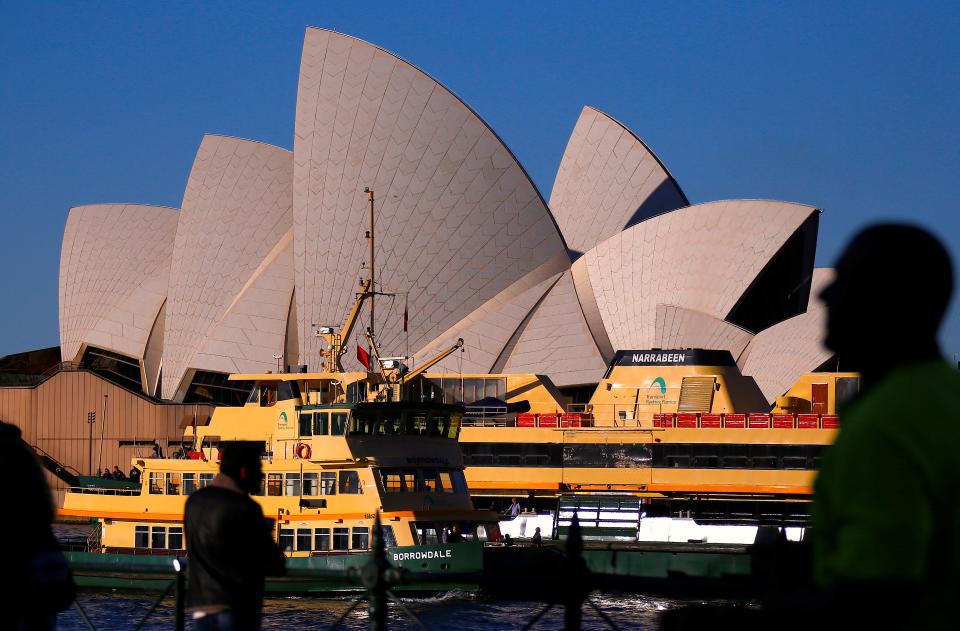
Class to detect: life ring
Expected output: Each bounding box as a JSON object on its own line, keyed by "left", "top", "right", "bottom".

{"left": 295, "top": 443, "right": 311, "bottom": 459}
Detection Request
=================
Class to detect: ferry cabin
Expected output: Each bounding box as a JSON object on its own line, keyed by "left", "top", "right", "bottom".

{"left": 60, "top": 373, "right": 499, "bottom": 556}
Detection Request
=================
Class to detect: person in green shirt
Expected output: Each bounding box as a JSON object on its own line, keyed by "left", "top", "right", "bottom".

{"left": 811, "top": 223, "right": 959, "bottom": 630}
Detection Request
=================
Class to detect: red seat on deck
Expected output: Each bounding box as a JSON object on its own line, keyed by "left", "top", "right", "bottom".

{"left": 748, "top": 413, "right": 771, "bottom": 428}
{"left": 517, "top": 413, "right": 537, "bottom": 427}
{"left": 700, "top": 414, "right": 722, "bottom": 428}
{"left": 538, "top": 414, "right": 559, "bottom": 428}
{"left": 723, "top": 413, "right": 746, "bottom": 428}
{"left": 676, "top": 413, "right": 698, "bottom": 428}
{"left": 772, "top": 414, "right": 795, "bottom": 428}
{"left": 797, "top": 414, "right": 819, "bottom": 429}
{"left": 561, "top": 413, "right": 581, "bottom": 428}
{"left": 821, "top": 414, "right": 840, "bottom": 429}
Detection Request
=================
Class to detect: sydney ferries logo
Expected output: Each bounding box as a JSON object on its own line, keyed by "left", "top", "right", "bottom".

{"left": 277, "top": 411, "right": 289, "bottom": 430}
{"left": 644, "top": 377, "right": 676, "bottom": 405}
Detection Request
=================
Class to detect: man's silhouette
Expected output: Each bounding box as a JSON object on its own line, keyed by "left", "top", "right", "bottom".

{"left": 812, "top": 223, "right": 960, "bottom": 630}
{"left": 185, "top": 441, "right": 284, "bottom": 631}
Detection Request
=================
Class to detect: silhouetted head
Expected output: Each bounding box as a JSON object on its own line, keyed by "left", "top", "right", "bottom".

{"left": 219, "top": 441, "right": 264, "bottom": 494}
{"left": 820, "top": 224, "right": 952, "bottom": 368}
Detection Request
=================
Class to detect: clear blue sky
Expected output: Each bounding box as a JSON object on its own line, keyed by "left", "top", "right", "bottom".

{"left": 1, "top": 1, "right": 958, "bottom": 361}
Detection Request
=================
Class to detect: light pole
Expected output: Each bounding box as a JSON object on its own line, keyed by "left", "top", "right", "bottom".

{"left": 87, "top": 411, "right": 96, "bottom": 475}
{"left": 273, "top": 354, "right": 283, "bottom": 373}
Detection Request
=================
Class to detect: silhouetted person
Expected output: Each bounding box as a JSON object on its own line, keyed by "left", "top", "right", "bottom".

{"left": 0, "top": 422, "right": 75, "bottom": 630}
{"left": 531, "top": 526, "right": 543, "bottom": 548}
{"left": 101, "top": 468, "right": 112, "bottom": 480}
{"left": 447, "top": 525, "right": 463, "bottom": 543}
{"left": 151, "top": 441, "right": 163, "bottom": 458}
{"left": 811, "top": 224, "right": 960, "bottom": 630}
{"left": 129, "top": 466, "right": 141, "bottom": 484}
{"left": 185, "top": 441, "right": 284, "bottom": 631}
{"left": 112, "top": 465, "right": 126, "bottom": 480}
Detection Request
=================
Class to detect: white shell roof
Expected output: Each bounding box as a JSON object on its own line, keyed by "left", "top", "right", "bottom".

{"left": 501, "top": 272, "right": 608, "bottom": 386}
{"left": 574, "top": 200, "right": 820, "bottom": 352}
{"left": 549, "top": 106, "right": 687, "bottom": 256}
{"left": 654, "top": 304, "right": 755, "bottom": 358}
{"left": 739, "top": 268, "right": 834, "bottom": 402}
{"left": 293, "top": 28, "right": 569, "bottom": 372}
{"left": 59, "top": 204, "right": 178, "bottom": 367}
{"left": 162, "top": 135, "right": 294, "bottom": 398}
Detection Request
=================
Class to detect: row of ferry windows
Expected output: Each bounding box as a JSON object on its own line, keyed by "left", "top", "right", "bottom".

{"left": 278, "top": 526, "right": 396, "bottom": 553}
{"left": 147, "top": 471, "right": 362, "bottom": 496}
{"left": 135, "top": 525, "right": 183, "bottom": 550}
{"left": 297, "top": 410, "right": 459, "bottom": 439}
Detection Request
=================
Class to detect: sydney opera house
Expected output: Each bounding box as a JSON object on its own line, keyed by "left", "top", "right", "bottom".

{"left": 0, "top": 29, "right": 832, "bottom": 498}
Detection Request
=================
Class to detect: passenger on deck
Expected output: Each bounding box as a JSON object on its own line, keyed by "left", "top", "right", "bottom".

{"left": 151, "top": 441, "right": 163, "bottom": 458}
{"left": 531, "top": 526, "right": 543, "bottom": 548}
{"left": 505, "top": 497, "right": 521, "bottom": 519}
{"left": 101, "top": 468, "right": 112, "bottom": 480}
{"left": 112, "top": 466, "right": 126, "bottom": 480}
{"left": 185, "top": 441, "right": 285, "bottom": 631}
{"left": 129, "top": 467, "right": 141, "bottom": 484}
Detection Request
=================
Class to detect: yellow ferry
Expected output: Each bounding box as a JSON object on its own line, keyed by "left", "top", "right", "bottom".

{"left": 60, "top": 377, "right": 500, "bottom": 559}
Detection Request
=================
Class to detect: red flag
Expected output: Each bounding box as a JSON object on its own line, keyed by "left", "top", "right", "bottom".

{"left": 403, "top": 306, "right": 408, "bottom": 332}
{"left": 357, "top": 344, "right": 371, "bottom": 369}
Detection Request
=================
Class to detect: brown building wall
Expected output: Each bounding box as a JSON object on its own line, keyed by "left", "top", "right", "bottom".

{"left": 0, "top": 368, "right": 214, "bottom": 507}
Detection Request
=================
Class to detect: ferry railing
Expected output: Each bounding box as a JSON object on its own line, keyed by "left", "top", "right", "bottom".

{"left": 461, "top": 404, "right": 508, "bottom": 427}
{"left": 66, "top": 485, "right": 141, "bottom": 496}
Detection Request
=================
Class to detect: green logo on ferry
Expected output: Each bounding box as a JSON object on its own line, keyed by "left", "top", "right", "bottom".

{"left": 277, "top": 411, "right": 289, "bottom": 429}
{"left": 650, "top": 377, "right": 667, "bottom": 394}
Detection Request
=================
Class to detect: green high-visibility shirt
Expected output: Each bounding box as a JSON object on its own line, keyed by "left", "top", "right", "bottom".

{"left": 811, "top": 360, "right": 960, "bottom": 627}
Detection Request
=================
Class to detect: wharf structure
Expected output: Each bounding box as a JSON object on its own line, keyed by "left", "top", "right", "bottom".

{"left": 1, "top": 28, "right": 832, "bottom": 503}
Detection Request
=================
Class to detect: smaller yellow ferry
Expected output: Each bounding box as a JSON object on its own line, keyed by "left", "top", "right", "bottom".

{"left": 60, "top": 371, "right": 498, "bottom": 591}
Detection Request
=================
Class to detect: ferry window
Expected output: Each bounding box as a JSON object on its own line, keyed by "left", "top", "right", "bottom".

{"left": 260, "top": 386, "right": 276, "bottom": 407}
{"left": 446, "top": 414, "right": 461, "bottom": 439}
{"left": 451, "top": 471, "right": 468, "bottom": 495}
{"left": 836, "top": 377, "right": 859, "bottom": 404}
{"left": 313, "top": 412, "right": 329, "bottom": 435}
{"left": 285, "top": 473, "right": 301, "bottom": 496}
{"left": 246, "top": 386, "right": 259, "bottom": 404}
{"left": 151, "top": 526, "right": 166, "bottom": 549}
{"left": 380, "top": 412, "right": 401, "bottom": 435}
{"left": 402, "top": 470, "right": 419, "bottom": 492}
{"left": 462, "top": 378, "right": 482, "bottom": 403}
{"left": 332, "top": 527, "right": 349, "bottom": 551}
{"left": 416, "top": 523, "right": 440, "bottom": 545}
{"left": 438, "top": 471, "right": 455, "bottom": 493}
{"left": 314, "top": 528, "right": 330, "bottom": 551}
{"left": 299, "top": 413, "right": 313, "bottom": 436}
{"left": 267, "top": 473, "right": 283, "bottom": 496}
{"left": 166, "top": 472, "right": 181, "bottom": 495}
{"left": 278, "top": 380, "right": 301, "bottom": 402}
{"left": 279, "top": 529, "right": 294, "bottom": 553}
{"left": 296, "top": 528, "right": 312, "bottom": 551}
{"left": 135, "top": 525, "right": 149, "bottom": 549}
{"left": 339, "top": 470, "right": 361, "bottom": 494}
{"left": 382, "top": 470, "right": 403, "bottom": 493}
{"left": 410, "top": 413, "right": 428, "bottom": 435}
{"left": 331, "top": 413, "right": 348, "bottom": 435}
{"left": 352, "top": 411, "right": 376, "bottom": 435}
{"left": 346, "top": 381, "right": 367, "bottom": 403}
{"left": 168, "top": 526, "right": 183, "bottom": 550}
{"left": 303, "top": 473, "right": 318, "bottom": 496}
{"left": 442, "top": 379, "right": 461, "bottom": 404}
{"left": 381, "top": 525, "right": 397, "bottom": 548}
{"left": 183, "top": 473, "right": 197, "bottom": 495}
{"left": 485, "top": 378, "right": 505, "bottom": 400}
{"left": 199, "top": 473, "right": 214, "bottom": 488}
{"left": 320, "top": 472, "right": 337, "bottom": 495}
{"left": 422, "top": 469, "right": 442, "bottom": 492}
{"left": 252, "top": 474, "right": 265, "bottom": 496}
{"left": 149, "top": 472, "right": 163, "bottom": 495}
{"left": 352, "top": 527, "right": 369, "bottom": 550}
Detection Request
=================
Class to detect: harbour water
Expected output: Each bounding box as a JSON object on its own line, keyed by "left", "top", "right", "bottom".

{"left": 59, "top": 591, "right": 711, "bottom": 630}
{"left": 53, "top": 524, "right": 732, "bottom": 630}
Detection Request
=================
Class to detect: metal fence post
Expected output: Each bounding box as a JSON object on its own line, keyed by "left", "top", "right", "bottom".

{"left": 564, "top": 514, "right": 589, "bottom": 631}
{"left": 173, "top": 557, "right": 185, "bottom": 631}
{"left": 362, "top": 513, "right": 389, "bottom": 631}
